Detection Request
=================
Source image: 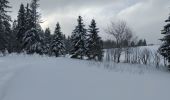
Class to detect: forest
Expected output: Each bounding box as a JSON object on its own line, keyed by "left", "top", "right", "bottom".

{"left": 1, "top": 0, "right": 170, "bottom": 70}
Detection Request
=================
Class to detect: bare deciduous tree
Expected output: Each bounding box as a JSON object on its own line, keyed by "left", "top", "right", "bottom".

{"left": 152, "top": 52, "right": 161, "bottom": 68}
{"left": 139, "top": 48, "right": 151, "bottom": 65}
{"left": 106, "top": 21, "right": 134, "bottom": 63}
{"left": 130, "top": 48, "right": 140, "bottom": 64}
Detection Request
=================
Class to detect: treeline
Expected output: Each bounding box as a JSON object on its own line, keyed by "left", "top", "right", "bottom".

{"left": 103, "top": 39, "right": 147, "bottom": 49}
{"left": 0, "top": 0, "right": 103, "bottom": 61}
{"left": 102, "top": 21, "right": 148, "bottom": 62}
{"left": 103, "top": 21, "right": 147, "bottom": 49}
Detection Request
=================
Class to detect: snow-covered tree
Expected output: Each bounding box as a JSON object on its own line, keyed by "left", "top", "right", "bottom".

{"left": 86, "top": 19, "right": 103, "bottom": 61}
{"left": 50, "top": 23, "right": 65, "bottom": 57}
{"left": 25, "top": 3, "right": 32, "bottom": 31}
{"left": 3, "top": 20, "right": 13, "bottom": 53}
{"left": 22, "top": 28, "right": 43, "bottom": 54}
{"left": 65, "top": 36, "right": 72, "bottom": 54}
{"left": 0, "top": 19, "right": 6, "bottom": 53}
{"left": 137, "top": 39, "right": 147, "bottom": 46}
{"left": 0, "top": 0, "right": 11, "bottom": 22}
{"left": 30, "top": 0, "right": 41, "bottom": 28}
{"left": 0, "top": 0, "right": 11, "bottom": 54}
{"left": 16, "top": 4, "right": 27, "bottom": 52}
{"left": 71, "top": 16, "right": 87, "bottom": 59}
{"left": 43, "top": 27, "right": 51, "bottom": 55}
{"left": 11, "top": 20, "right": 18, "bottom": 52}
{"left": 159, "top": 13, "right": 170, "bottom": 70}
{"left": 143, "top": 39, "right": 147, "bottom": 46}
{"left": 22, "top": 0, "right": 43, "bottom": 54}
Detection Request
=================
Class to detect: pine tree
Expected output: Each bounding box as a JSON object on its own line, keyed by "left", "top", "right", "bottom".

{"left": 137, "top": 39, "right": 143, "bottom": 46}
{"left": 30, "top": 0, "right": 40, "bottom": 28}
{"left": 25, "top": 3, "right": 32, "bottom": 31}
{"left": 65, "top": 36, "right": 72, "bottom": 54}
{"left": 22, "top": 0, "right": 43, "bottom": 54}
{"left": 0, "top": 0, "right": 11, "bottom": 22}
{"left": 43, "top": 27, "right": 51, "bottom": 54}
{"left": 50, "top": 23, "right": 65, "bottom": 57}
{"left": 131, "top": 41, "right": 135, "bottom": 47}
{"left": 23, "top": 29, "right": 43, "bottom": 54}
{"left": 11, "top": 20, "right": 18, "bottom": 52}
{"left": 71, "top": 16, "right": 87, "bottom": 59}
{"left": 0, "top": 19, "right": 6, "bottom": 53}
{"left": 16, "top": 4, "right": 27, "bottom": 52}
{"left": 3, "top": 20, "right": 13, "bottom": 53}
{"left": 143, "top": 39, "right": 147, "bottom": 46}
{"left": 0, "top": 0, "right": 11, "bottom": 54}
{"left": 86, "top": 19, "right": 103, "bottom": 61}
{"left": 159, "top": 13, "right": 170, "bottom": 70}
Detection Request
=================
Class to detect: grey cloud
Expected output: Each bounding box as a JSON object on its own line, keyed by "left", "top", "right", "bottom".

{"left": 117, "top": 0, "right": 170, "bottom": 44}
{"left": 8, "top": 0, "right": 170, "bottom": 44}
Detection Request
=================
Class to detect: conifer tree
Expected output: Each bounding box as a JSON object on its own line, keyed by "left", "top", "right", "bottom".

{"left": 11, "top": 20, "right": 18, "bottom": 52}
{"left": 159, "top": 13, "right": 170, "bottom": 70}
{"left": 23, "top": 29, "right": 43, "bottom": 54}
{"left": 43, "top": 27, "right": 51, "bottom": 54}
{"left": 16, "top": 4, "right": 26, "bottom": 52}
{"left": 0, "top": 19, "right": 6, "bottom": 53}
{"left": 65, "top": 36, "right": 72, "bottom": 54}
{"left": 71, "top": 16, "right": 87, "bottom": 59}
{"left": 44, "top": 28, "right": 51, "bottom": 42}
{"left": 25, "top": 3, "right": 32, "bottom": 31}
{"left": 22, "top": 0, "right": 43, "bottom": 54}
{"left": 137, "top": 39, "right": 143, "bottom": 46}
{"left": 50, "top": 23, "right": 65, "bottom": 57}
{"left": 3, "top": 20, "right": 13, "bottom": 53}
{"left": 30, "top": 0, "right": 40, "bottom": 28}
{"left": 0, "top": 0, "right": 11, "bottom": 54}
{"left": 0, "top": 0, "right": 11, "bottom": 22}
{"left": 143, "top": 39, "right": 147, "bottom": 46}
{"left": 86, "top": 19, "right": 103, "bottom": 61}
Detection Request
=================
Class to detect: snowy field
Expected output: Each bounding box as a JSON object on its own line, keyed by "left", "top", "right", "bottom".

{"left": 0, "top": 53, "right": 170, "bottom": 100}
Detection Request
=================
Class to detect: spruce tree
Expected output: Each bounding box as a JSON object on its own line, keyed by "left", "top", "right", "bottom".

{"left": 23, "top": 29, "right": 43, "bottom": 54}
{"left": 137, "top": 39, "right": 143, "bottom": 46}
{"left": 43, "top": 27, "right": 51, "bottom": 55}
{"left": 3, "top": 20, "right": 13, "bottom": 53}
{"left": 159, "top": 13, "right": 170, "bottom": 70}
{"left": 22, "top": 0, "right": 43, "bottom": 54}
{"left": 0, "top": 0, "right": 11, "bottom": 54}
{"left": 50, "top": 23, "right": 65, "bottom": 57}
{"left": 65, "top": 36, "right": 72, "bottom": 54}
{"left": 0, "top": 0, "right": 11, "bottom": 21}
{"left": 16, "top": 4, "right": 26, "bottom": 52}
{"left": 30, "top": 0, "right": 40, "bottom": 28}
{"left": 25, "top": 3, "right": 32, "bottom": 31}
{"left": 11, "top": 20, "right": 18, "bottom": 52}
{"left": 86, "top": 19, "right": 103, "bottom": 61}
{"left": 143, "top": 39, "right": 147, "bottom": 46}
{"left": 0, "top": 19, "right": 6, "bottom": 53}
{"left": 71, "top": 16, "right": 87, "bottom": 59}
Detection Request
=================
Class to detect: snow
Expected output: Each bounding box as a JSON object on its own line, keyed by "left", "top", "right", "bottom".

{"left": 0, "top": 52, "right": 170, "bottom": 100}
{"left": 104, "top": 45, "right": 166, "bottom": 67}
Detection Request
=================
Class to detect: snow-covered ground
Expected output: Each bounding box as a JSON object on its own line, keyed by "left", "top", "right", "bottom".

{"left": 0, "top": 53, "right": 170, "bottom": 100}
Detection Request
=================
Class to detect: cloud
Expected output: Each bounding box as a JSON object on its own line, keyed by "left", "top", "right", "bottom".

{"left": 8, "top": 0, "right": 170, "bottom": 43}
{"left": 117, "top": 0, "right": 170, "bottom": 44}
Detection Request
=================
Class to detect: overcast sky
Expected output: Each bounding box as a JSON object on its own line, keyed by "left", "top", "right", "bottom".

{"left": 8, "top": 0, "right": 170, "bottom": 44}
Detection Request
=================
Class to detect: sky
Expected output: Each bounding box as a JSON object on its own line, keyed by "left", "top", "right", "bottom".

{"left": 8, "top": 0, "right": 170, "bottom": 44}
